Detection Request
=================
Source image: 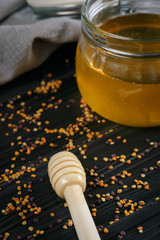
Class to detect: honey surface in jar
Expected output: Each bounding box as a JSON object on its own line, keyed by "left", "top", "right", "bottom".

{"left": 76, "top": 13, "right": 160, "bottom": 127}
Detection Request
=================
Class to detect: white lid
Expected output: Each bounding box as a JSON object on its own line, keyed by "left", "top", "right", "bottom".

{"left": 27, "top": 0, "right": 84, "bottom": 8}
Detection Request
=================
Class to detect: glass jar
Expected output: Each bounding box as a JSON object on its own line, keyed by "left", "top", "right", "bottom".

{"left": 27, "top": 0, "right": 83, "bottom": 18}
{"left": 76, "top": 0, "right": 160, "bottom": 127}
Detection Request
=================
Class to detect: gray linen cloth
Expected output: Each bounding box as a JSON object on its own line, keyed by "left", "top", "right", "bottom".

{"left": 0, "top": 0, "right": 81, "bottom": 85}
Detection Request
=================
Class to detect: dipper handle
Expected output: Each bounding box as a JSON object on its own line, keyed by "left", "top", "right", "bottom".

{"left": 48, "top": 151, "right": 101, "bottom": 240}
{"left": 64, "top": 184, "right": 101, "bottom": 240}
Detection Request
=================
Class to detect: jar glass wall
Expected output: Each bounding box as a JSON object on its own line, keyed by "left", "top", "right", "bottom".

{"left": 76, "top": 0, "right": 160, "bottom": 127}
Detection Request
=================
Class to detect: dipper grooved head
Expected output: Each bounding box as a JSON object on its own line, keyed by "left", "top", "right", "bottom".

{"left": 48, "top": 151, "right": 86, "bottom": 198}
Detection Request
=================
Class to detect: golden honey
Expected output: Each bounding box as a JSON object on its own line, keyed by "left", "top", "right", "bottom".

{"left": 76, "top": 13, "right": 160, "bottom": 127}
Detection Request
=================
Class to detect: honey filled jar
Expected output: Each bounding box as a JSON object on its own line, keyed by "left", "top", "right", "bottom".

{"left": 76, "top": 0, "right": 160, "bottom": 127}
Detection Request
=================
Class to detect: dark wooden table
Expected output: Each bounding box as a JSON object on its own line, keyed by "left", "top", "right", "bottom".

{"left": 0, "top": 42, "right": 160, "bottom": 240}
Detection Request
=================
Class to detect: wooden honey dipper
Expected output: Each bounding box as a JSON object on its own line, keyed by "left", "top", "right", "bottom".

{"left": 48, "top": 151, "right": 101, "bottom": 240}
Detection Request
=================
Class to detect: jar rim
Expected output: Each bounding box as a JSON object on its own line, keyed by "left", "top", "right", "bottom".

{"left": 81, "top": 0, "right": 160, "bottom": 57}
{"left": 81, "top": 0, "right": 160, "bottom": 42}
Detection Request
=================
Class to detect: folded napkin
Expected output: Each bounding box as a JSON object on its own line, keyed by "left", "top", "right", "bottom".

{"left": 0, "top": 0, "right": 81, "bottom": 85}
